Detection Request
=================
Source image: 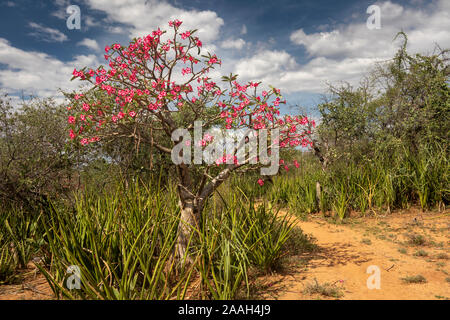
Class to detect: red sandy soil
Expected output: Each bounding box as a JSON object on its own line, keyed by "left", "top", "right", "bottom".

{"left": 0, "top": 262, "right": 54, "bottom": 300}
{"left": 253, "top": 207, "right": 449, "bottom": 300}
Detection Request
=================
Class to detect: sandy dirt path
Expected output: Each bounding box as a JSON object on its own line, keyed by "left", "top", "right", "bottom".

{"left": 257, "top": 208, "right": 449, "bottom": 300}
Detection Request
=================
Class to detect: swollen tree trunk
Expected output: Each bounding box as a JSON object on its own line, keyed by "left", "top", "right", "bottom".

{"left": 174, "top": 164, "right": 237, "bottom": 264}
{"left": 176, "top": 197, "right": 200, "bottom": 264}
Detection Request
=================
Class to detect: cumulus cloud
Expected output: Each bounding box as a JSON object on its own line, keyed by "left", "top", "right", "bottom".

{"left": 221, "top": 38, "right": 246, "bottom": 50}
{"left": 84, "top": 0, "right": 224, "bottom": 43}
{"left": 77, "top": 38, "right": 100, "bottom": 51}
{"left": 290, "top": 1, "right": 450, "bottom": 59}
{"left": 235, "top": 50, "right": 297, "bottom": 80}
{"left": 0, "top": 38, "right": 99, "bottom": 101}
{"left": 0, "top": 0, "right": 226, "bottom": 102}
{"left": 107, "top": 26, "right": 127, "bottom": 34}
{"left": 234, "top": 0, "right": 450, "bottom": 93}
{"left": 3, "top": 0, "right": 449, "bottom": 103}
{"left": 28, "top": 22, "right": 68, "bottom": 43}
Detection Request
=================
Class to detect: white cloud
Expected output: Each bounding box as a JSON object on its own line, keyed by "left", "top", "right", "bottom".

{"left": 0, "top": 38, "right": 99, "bottom": 102}
{"left": 235, "top": 50, "right": 297, "bottom": 80}
{"left": 84, "top": 0, "right": 224, "bottom": 43}
{"left": 51, "top": 0, "right": 71, "bottom": 20}
{"left": 28, "top": 22, "right": 68, "bottom": 43}
{"left": 77, "top": 38, "right": 100, "bottom": 51}
{"left": 2, "top": 0, "right": 449, "bottom": 104}
{"left": 0, "top": 0, "right": 226, "bottom": 103}
{"left": 82, "top": 15, "right": 107, "bottom": 31}
{"left": 221, "top": 38, "right": 245, "bottom": 50}
{"left": 233, "top": 0, "right": 450, "bottom": 93}
{"left": 290, "top": 1, "right": 450, "bottom": 59}
{"left": 107, "top": 26, "right": 127, "bottom": 34}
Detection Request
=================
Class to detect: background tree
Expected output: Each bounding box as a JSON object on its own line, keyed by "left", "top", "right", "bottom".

{"left": 0, "top": 94, "right": 77, "bottom": 210}
{"left": 311, "top": 33, "right": 449, "bottom": 167}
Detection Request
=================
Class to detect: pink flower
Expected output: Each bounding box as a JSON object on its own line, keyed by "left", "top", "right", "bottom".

{"left": 257, "top": 179, "right": 264, "bottom": 186}
{"left": 129, "top": 111, "right": 136, "bottom": 118}
{"left": 181, "top": 68, "right": 191, "bottom": 76}
{"left": 208, "top": 56, "right": 218, "bottom": 65}
{"left": 294, "top": 160, "right": 299, "bottom": 168}
{"left": 181, "top": 31, "right": 191, "bottom": 39}
{"left": 68, "top": 116, "right": 76, "bottom": 124}
{"left": 171, "top": 19, "right": 182, "bottom": 27}
{"left": 69, "top": 129, "right": 76, "bottom": 140}
{"left": 262, "top": 91, "right": 267, "bottom": 97}
{"left": 152, "top": 28, "right": 163, "bottom": 36}
{"left": 204, "top": 133, "right": 213, "bottom": 142}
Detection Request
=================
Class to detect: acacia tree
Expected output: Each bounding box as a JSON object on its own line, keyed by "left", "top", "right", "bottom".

{"left": 312, "top": 33, "right": 449, "bottom": 165}
{"left": 67, "top": 19, "right": 313, "bottom": 260}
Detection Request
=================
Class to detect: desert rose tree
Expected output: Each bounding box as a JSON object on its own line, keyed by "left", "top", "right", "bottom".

{"left": 67, "top": 19, "right": 314, "bottom": 261}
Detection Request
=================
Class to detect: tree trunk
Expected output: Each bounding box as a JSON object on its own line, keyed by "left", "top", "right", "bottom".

{"left": 176, "top": 197, "right": 200, "bottom": 264}
{"left": 174, "top": 164, "right": 237, "bottom": 265}
{"left": 316, "top": 181, "right": 321, "bottom": 211}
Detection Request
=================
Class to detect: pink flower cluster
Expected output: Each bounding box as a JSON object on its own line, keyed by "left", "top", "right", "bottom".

{"left": 215, "top": 154, "right": 238, "bottom": 166}
{"left": 168, "top": 19, "right": 183, "bottom": 28}
{"left": 198, "top": 133, "right": 214, "bottom": 147}
{"left": 67, "top": 18, "right": 314, "bottom": 184}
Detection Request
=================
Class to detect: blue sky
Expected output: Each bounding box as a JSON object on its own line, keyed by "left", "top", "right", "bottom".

{"left": 0, "top": 0, "right": 449, "bottom": 115}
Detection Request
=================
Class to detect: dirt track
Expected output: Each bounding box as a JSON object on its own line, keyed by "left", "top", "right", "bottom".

{"left": 255, "top": 208, "right": 450, "bottom": 300}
